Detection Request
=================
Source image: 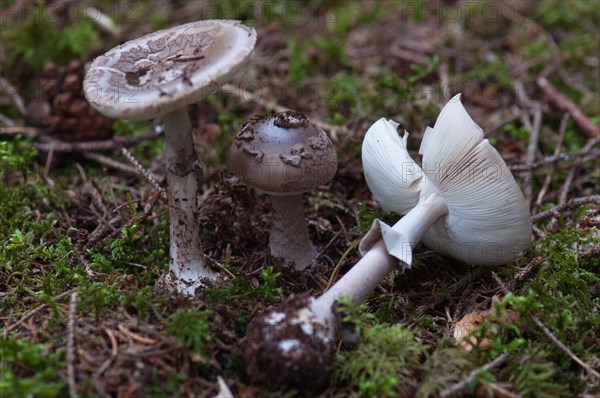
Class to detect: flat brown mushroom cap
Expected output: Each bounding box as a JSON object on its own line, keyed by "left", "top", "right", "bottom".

{"left": 84, "top": 20, "right": 256, "bottom": 120}
{"left": 227, "top": 111, "right": 338, "bottom": 194}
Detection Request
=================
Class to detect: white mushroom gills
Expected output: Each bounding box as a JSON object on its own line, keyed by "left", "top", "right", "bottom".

{"left": 83, "top": 20, "right": 257, "bottom": 296}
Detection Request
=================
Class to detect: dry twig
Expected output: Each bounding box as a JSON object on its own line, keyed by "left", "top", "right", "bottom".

{"left": 439, "top": 353, "right": 511, "bottom": 398}
{"left": 34, "top": 131, "right": 161, "bottom": 153}
{"left": 2, "top": 288, "right": 77, "bottom": 338}
{"left": 509, "top": 147, "right": 599, "bottom": 173}
{"left": 531, "top": 195, "right": 600, "bottom": 223}
{"left": 537, "top": 77, "right": 600, "bottom": 139}
{"left": 0, "top": 76, "right": 26, "bottom": 116}
{"left": 531, "top": 316, "right": 600, "bottom": 380}
{"left": 0, "top": 126, "right": 39, "bottom": 135}
{"left": 120, "top": 147, "right": 167, "bottom": 199}
{"left": 494, "top": 275, "right": 600, "bottom": 380}
{"left": 535, "top": 113, "right": 569, "bottom": 208}
{"left": 67, "top": 291, "right": 78, "bottom": 398}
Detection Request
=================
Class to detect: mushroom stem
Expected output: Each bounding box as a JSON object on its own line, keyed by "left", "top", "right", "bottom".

{"left": 163, "top": 108, "right": 216, "bottom": 295}
{"left": 268, "top": 194, "right": 316, "bottom": 271}
{"left": 311, "top": 192, "right": 449, "bottom": 324}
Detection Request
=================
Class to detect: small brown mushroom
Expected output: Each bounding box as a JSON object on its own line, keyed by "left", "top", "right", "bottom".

{"left": 227, "top": 111, "right": 337, "bottom": 270}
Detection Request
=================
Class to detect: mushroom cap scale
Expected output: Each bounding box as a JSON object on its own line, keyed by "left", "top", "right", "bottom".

{"left": 227, "top": 111, "right": 338, "bottom": 194}
{"left": 83, "top": 20, "right": 256, "bottom": 120}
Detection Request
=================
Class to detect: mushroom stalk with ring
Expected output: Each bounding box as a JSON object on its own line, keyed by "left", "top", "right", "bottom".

{"left": 163, "top": 108, "right": 216, "bottom": 293}
{"left": 313, "top": 192, "right": 448, "bottom": 323}
{"left": 83, "top": 20, "right": 257, "bottom": 296}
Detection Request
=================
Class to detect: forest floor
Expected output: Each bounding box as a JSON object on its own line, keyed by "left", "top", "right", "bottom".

{"left": 1, "top": 1, "right": 599, "bottom": 397}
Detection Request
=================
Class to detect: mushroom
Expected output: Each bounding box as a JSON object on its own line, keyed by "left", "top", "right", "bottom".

{"left": 227, "top": 111, "right": 337, "bottom": 270}
{"left": 83, "top": 20, "right": 257, "bottom": 296}
{"left": 243, "top": 94, "right": 532, "bottom": 388}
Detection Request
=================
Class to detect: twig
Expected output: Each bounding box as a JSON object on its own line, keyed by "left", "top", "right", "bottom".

{"left": 439, "top": 353, "right": 511, "bottom": 398}
{"left": 0, "top": 76, "right": 26, "bottom": 116}
{"left": 120, "top": 148, "right": 167, "bottom": 200}
{"left": 96, "top": 328, "right": 118, "bottom": 376}
{"left": 505, "top": 256, "right": 544, "bottom": 292}
{"left": 83, "top": 152, "right": 149, "bottom": 176}
{"left": 2, "top": 288, "right": 78, "bottom": 338}
{"left": 220, "top": 83, "right": 350, "bottom": 141}
{"left": 509, "top": 147, "right": 598, "bottom": 172}
{"left": 537, "top": 77, "right": 600, "bottom": 138}
{"left": 324, "top": 239, "right": 360, "bottom": 291}
{"left": 67, "top": 291, "right": 78, "bottom": 398}
{"left": 494, "top": 275, "right": 600, "bottom": 380}
{"left": 0, "top": 126, "right": 39, "bottom": 135}
{"left": 535, "top": 113, "right": 569, "bottom": 209}
{"left": 33, "top": 131, "right": 161, "bottom": 153}
{"left": 558, "top": 168, "right": 576, "bottom": 205}
{"left": 83, "top": 152, "right": 164, "bottom": 184}
{"left": 531, "top": 195, "right": 600, "bottom": 223}
{"left": 475, "top": 382, "right": 520, "bottom": 398}
{"left": 525, "top": 104, "right": 542, "bottom": 206}
{"left": 532, "top": 317, "right": 600, "bottom": 380}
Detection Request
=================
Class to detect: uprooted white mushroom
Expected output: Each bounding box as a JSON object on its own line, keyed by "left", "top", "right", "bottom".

{"left": 243, "top": 94, "right": 532, "bottom": 388}
{"left": 84, "top": 20, "right": 257, "bottom": 296}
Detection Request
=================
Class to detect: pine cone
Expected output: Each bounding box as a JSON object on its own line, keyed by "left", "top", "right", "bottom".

{"left": 26, "top": 60, "right": 114, "bottom": 142}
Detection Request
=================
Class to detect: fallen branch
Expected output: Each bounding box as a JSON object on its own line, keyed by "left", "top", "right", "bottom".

{"left": 537, "top": 77, "right": 600, "bottom": 139}
{"left": 439, "top": 353, "right": 511, "bottom": 398}
{"left": 531, "top": 195, "right": 600, "bottom": 223}
{"left": 505, "top": 256, "right": 544, "bottom": 292}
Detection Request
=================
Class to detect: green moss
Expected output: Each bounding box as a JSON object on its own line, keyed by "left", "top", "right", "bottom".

{"left": 203, "top": 265, "right": 282, "bottom": 303}
{"left": 355, "top": 203, "right": 401, "bottom": 234}
{"left": 1, "top": 6, "right": 99, "bottom": 69}
{"left": 166, "top": 309, "right": 213, "bottom": 354}
{"left": 333, "top": 323, "right": 425, "bottom": 397}
{"left": 0, "top": 337, "right": 65, "bottom": 398}
{"left": 416, "top": 346, "right": 474, "bottom": 398}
